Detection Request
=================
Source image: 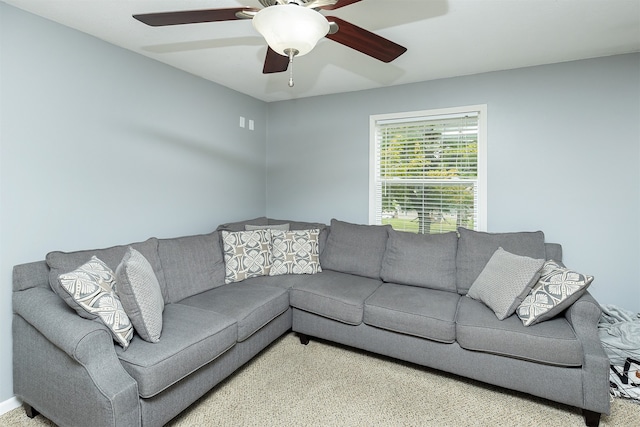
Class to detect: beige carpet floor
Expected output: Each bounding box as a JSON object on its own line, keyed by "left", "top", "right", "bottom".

{"left": 2, "top": 332, "right": 639, "bottom": 426}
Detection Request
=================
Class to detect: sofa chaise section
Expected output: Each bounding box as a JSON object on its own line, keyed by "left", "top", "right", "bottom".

{"left": 12, "top": 229, "right": 295, "bottom": 427}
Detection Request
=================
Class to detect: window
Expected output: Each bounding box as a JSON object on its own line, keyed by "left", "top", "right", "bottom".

{"left": 369, "top": 105, "right": 487, "bottom": 234}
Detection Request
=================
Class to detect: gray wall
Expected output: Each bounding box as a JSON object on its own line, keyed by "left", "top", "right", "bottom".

{"left": 2, "top": 0, "right": 640, "bottom": 412}
{"left": 266, "top": 53, "right": 640, "bottom": 314}
{"left": 0, "top": 4, "right": 267, "bottom": 404}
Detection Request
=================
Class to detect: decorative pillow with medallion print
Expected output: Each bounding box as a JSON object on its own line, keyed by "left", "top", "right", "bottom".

{"left": 222, "top": 230, "right": 272, "bottom": 283}
{"left": 57, "top": 256, "right": 134, "bottom": 349}
{"left": 269, "top": 229, "right": 322, "bottom": 276}
{"left": 517, "top": 260, "right": 593, "bottom": 326}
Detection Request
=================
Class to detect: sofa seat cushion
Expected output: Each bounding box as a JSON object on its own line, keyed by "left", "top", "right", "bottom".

{"left": 290, "top": 270, "right": 382, "bottom": 325}
{"left": 177, "top": 282, "right": 290, "bottom": 342}
{"left": 364, "top": 283, "right": 460, "bottom": 343}
{"left": 240, "top": 274, "right": 303, "bottom": 290}
{"left": 116, "top": 303, "right": 237, "bottom": 398}
{"left": 456, "top": 297, "right": 582, "bottom": 367}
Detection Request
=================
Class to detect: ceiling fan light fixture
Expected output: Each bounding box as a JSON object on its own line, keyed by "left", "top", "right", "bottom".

{"left": 252, "top": 5, "right": 329, "bottom": 57}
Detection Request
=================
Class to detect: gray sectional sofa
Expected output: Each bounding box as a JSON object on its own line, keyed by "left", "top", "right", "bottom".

{"left": 12, "top": 217, "right": 610, "bottom": 426}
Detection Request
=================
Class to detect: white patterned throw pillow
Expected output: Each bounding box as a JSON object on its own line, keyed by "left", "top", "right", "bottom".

{"left": 517, "top": 260, "right": 593, "bottom": 326}
{"left": 222, "top": 230, "right": 272, "bottom": 283}
{"left": 467, "top": 247, "right": 545, "bottom": 320}
{"left": 269, "top": 229, "right": 322, "bottom": 276}
{"left": 58, "top": 256, "right": 134, "bottom": 349}
{"left": 116, "top": 247, "right": 165, "bottom": 343}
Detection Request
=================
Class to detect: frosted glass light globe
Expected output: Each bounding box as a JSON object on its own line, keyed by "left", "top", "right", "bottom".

{"left": 253, "top": 5, "right": 329, "bottom": 57}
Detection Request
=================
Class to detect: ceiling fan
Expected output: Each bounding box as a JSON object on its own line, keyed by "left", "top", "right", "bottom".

{"left": 133, "top": 0, "right": 407, "bottom": 86}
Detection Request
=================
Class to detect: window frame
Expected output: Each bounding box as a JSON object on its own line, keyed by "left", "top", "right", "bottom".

{"left": 369, "top": 104, "right": 488, "bottom": 232}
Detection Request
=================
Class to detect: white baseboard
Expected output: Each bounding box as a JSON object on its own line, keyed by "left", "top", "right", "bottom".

{"left": 0, "top": 396, "right": 22, "bottom": 416}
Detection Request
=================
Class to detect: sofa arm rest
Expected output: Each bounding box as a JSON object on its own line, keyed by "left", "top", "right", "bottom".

{"left": 564, "top": 291, "right": 611, "bottom": 415}
{"left": 13, "top": 287, "right": 111, "bottom": 358}
{"left": 13, "top": 287, "right": 140, "bottom": 426}
{"left": 565, "top": 292, "right": 604, "bottom": 353}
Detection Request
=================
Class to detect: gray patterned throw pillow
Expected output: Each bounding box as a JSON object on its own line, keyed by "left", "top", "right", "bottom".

{"left": 517, "top": 260, "right": 593, "bottom": 326}
{"left": 58, "top": 256, "right": 134, "bottom": 349}
{"left": 222, "top": 230, "right": 272, "bottom": 283}
{"left": 466, "top": 247, "right": 545, "bottom": 320}
{"left": 269, "top": 229, "right": 322, "bottom": 276}
{"left": 116, "top": 247, "right": 165, "bottom": 343}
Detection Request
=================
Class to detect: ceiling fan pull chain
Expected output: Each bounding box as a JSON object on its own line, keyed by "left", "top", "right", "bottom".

{"left": 288, "top": 60, "right": 294, "bottom": 87}
{"left": 287, "top": 49, "right": 296, "bottom": 87}
{"left": 285, "top": 48, "right": 299, "bottom": 87}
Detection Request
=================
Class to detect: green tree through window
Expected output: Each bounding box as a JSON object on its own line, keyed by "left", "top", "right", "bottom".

{"left": 370, "top": 106, "right": 486, "bottom": 234}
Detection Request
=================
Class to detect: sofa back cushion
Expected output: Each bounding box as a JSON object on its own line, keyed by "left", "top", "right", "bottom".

{"left": 216, "top": 217, "right": 269, "bottom": 232}
{"left": 47, "top": 238, "right": 168, "bottom": 304}
{"left": 158, "top": 232, "right": 225, "bottom": 303}
{"left": 455, "top": 227, "right": 546, "bottom": 295}
{"left": 268, "top": 218, "right": 327, "bottom": 231}
{"left": 320, "top": 219, "right": 390, "bottom": 279}
{"left": 380, "top": 230, "right": 458, "bottom": 292}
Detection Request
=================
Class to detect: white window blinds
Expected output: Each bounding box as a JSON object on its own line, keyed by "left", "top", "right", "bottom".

{"left": 370, "top": 106, "right": 486, "bottom": 234}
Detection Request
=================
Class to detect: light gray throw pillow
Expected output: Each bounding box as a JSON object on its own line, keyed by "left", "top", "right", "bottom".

{"left": 467, "top": 247, "right": 545, "bottom": 320}
{"left": 456, "top": 228, "right": 546, "bottom": 295}
{"left": 116, "top": 247, "right": 165, "bottom": 343}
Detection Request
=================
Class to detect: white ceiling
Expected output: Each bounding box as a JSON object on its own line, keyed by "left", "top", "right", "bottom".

{"left": 4, "top": 0, "right": 640, "bottom": 102}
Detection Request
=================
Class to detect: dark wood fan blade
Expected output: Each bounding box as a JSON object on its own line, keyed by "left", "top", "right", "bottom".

{"left": 320, "top": 0, "right": 363, "bottom": 10}
{"left": 263, "top": 47, "right": 290, "bottom": 74}
{"left": 324, "top": 17, "right": 407, "bottom": 63}
{"left": 133, "top": 8, "right": 258, "bottom": 27}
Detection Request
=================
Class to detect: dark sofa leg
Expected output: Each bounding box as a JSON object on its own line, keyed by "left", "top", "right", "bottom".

{"left": 24, "top": 403, "right": 39, "bottom": 419}
{"left": 582, "top": 409, "right": 601, "bottom": 427}
{"left": 298, "top": 333, "right": 310, "bottom": 345}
